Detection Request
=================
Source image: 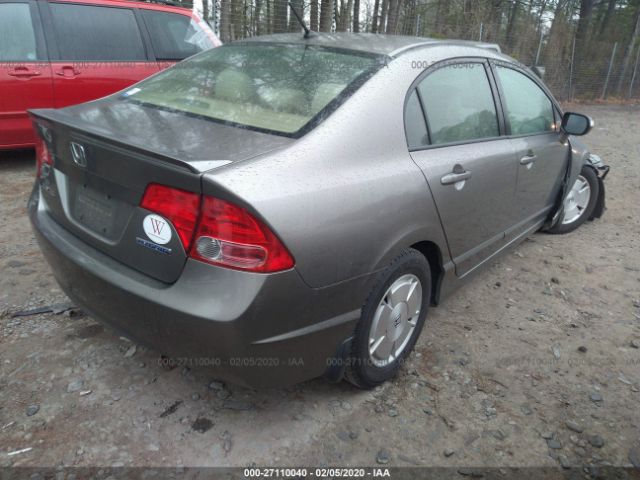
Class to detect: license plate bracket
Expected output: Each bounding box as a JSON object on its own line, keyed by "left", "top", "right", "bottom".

{"left": 73, "top": 186, "right": 117, "bottom": 237}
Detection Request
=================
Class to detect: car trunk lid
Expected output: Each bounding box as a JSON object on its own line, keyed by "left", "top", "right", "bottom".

{"left": 30, "top": 104, "right": 293, "bottom": 283}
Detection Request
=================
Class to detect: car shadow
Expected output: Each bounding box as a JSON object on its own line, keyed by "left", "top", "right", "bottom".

{"left": 0, "top": 148, "right": 35, "bottom": 171}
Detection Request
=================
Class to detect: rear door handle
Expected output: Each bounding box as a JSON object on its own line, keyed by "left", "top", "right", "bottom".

{"left": 441, "top": 169, "right": 472, "bottom": 185}
{"left": 519, "top": 154, "right": 537, "bottom": 165}
{"left": 8, "top": 67, "right": 41, "bottom": 78}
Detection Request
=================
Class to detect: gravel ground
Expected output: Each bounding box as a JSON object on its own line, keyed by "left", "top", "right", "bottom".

{"left": 1, "top": 105, "right": 639, "bottom": 472}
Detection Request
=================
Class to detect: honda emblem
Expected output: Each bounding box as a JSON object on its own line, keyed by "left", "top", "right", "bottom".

{"left": 70, "top": 142, "right": 87, "bottom": 168}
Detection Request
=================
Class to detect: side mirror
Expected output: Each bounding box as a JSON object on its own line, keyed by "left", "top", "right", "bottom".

{"left": 561, "top": 112, "right": 594, "bottom": 136}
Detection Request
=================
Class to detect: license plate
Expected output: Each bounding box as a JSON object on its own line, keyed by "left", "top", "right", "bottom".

{"left": 73, "top": 186, "right": 116, "bottom": 236}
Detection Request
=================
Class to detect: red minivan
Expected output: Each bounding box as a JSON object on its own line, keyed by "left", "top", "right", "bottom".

{"left": 0, "top": 0, "right": 220, "bottom": 150}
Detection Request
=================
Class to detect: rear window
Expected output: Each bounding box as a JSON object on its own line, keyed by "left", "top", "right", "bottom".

{"left": 124, "top": 44, "right": 383, "bottom": 135}
{"left": 142, "top": 10, "right": 216, "bottom": 60}
{"left": 49, "top": 3, "right": 146, "bottom": 61}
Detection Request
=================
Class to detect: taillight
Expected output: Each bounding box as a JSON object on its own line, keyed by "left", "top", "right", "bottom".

{"left": 140, "top": 184, "right": 201, "bottom": 249}
{"left": 34, "top": 128, "right": 53, "bottom": 177}
{"left": 139, "top": 185, "right": 294, "bottom": 273}
{"left": 191, "top": 197, "right": 294, "bottom": 273}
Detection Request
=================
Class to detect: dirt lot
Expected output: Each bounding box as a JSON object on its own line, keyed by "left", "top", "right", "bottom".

{"left": 1, "top": 105, "right": 639, "bottom": 473}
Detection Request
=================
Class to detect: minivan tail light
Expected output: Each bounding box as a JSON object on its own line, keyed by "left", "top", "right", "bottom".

{"left": 140, "top": 184, "right": 201, "bottom": 250}
{"left": 190, "top": 197, "right": 294, "bottom": 273}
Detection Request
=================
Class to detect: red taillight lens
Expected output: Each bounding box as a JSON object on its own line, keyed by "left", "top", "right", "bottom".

{"left": 140, "top": 184, "right": 201, "bottom": 250}
{"left": 139, "top": 184, "right": 294, "bottom": 273}
{"left": 34, "top": 131, "right": 53, "bottom": 177}
{"left": 191, "top": 197, "right": 294, "bottom": 273}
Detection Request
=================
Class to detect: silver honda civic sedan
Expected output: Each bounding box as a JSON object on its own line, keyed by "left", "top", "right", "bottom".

{"left": 28, "top": 33, "right": 609, "bottom": 388}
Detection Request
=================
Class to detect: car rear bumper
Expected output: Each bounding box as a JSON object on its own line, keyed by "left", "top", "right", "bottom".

{"left": 29, "top": 186, "right": 367, "bottom": 387}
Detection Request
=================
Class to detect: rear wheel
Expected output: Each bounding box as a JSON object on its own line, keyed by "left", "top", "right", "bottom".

{"left": 548, "top": 165, "right": 599, "bottom": 234}
{"left": 345, "top": 248, "right": 430, "bottom": 389}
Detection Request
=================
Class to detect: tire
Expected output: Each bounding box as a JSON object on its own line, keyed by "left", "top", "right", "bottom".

{"left": 548, "top": 165, "right": 599, "bottom": 234}
{"left": 345, "top": 248, "right": 431, "bottom": 389}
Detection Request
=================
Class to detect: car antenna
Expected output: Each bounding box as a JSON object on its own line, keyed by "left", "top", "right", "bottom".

{"left": 288, "top": 2, "right": 317, "bottom": 39}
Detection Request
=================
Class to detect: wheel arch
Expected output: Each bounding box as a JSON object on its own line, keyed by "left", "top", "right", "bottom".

{"left": 409, "top": 240, "right": 445, "bottom": 306}
{"left": 543, "top": 136, "right": 591, "bottom": 231}
{"left": 584, "top": 163, "right": 607, "bottom": 220}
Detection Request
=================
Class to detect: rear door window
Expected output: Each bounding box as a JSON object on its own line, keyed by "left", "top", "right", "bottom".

{"left": 495, "top": 66, "right": 555, "bottom": 135}
{"left": 417, "top": 63, "right": 499, "bottom": 145}
{"left": 141, "top": 10, "right": 214, "bottom": 60}
{"left": 49, "top": 3, "right": 146, "bottom": 61}
{"left": 0, "top": 3, "right": 38, "bottom": 61}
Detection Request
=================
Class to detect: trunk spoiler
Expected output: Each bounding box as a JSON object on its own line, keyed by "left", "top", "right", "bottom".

{"left": 29, "top": 109, "right": 231, "bottom": 174}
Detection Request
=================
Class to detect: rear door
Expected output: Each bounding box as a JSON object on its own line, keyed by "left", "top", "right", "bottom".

{"left": 139, "top": 9, "right": 220, "bottom": 72}
{"left": 407, "top": 60, "right": 519, "bottom": 277}
{"left": 491, "top": 63, "right": 569, "bottom": 229}
{"left": 40, "top": 1, "right": 159, "bottom": 108}
{"left": 0, "top": 0, "right": 53, "bottom": 148}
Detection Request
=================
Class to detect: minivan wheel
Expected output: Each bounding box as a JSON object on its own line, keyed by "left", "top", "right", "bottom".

{"left": 345, "top": 248, "right": 430, "bottom": 389}
{"left": 549, "top": 165, "right": 599, "bottom": 234}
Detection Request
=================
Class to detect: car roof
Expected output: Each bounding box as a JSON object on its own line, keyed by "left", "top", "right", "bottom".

{"left": 240, "top": 32, "right": 502, "bottom": 58}
{"left": 50, "top": 0, "right": 195, "bottom": 15}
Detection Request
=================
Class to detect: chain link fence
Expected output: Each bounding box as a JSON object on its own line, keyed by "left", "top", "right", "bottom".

{"left": 167, "top": 0, "right": 640, "bottom": 101}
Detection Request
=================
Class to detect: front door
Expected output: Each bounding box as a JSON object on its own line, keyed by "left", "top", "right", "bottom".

{"left": 0, "top": 0, "right": 53, "bottom": 148}
{"left": 406, "top": 61, "right": 518, "bottom": 277}
{"left": 492, "top": 64, "right": 569, "bottom": 231}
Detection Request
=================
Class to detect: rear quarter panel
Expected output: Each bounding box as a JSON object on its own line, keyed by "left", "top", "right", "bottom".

{"left": 202, "top": 48, "right": 498, "bottom": 289}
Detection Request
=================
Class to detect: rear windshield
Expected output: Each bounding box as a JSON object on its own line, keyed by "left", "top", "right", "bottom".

{"left": 123, "top": 43, "right": 384, "bottom": 136}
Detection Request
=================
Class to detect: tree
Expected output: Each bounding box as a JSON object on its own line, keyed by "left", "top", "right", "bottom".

{"left": 506, "top": 0, "right": 519, "bottom": 46}
{"left": 336, "top": 0, "right": 350, "bottom": 31}
{"left": 220, "top": 0, "right": 232, "bottom": 42}
{"left": 371, "top": 0, "right": 380, "bottom": 33}
{"left": 203, "top": 0, "right": 640, "bottom": 102}
{"left": 255, "top": 0, "right": 263, "bottom": 35}
{"left": 386, "top": 0, "right": 403, "bottom": 34}
{"left": 435, "top": 0, "right": 450, "bottom": 35}
{"left": 379, "top": 0, "right": 389, "bottom": 33}
{"left": 202, "top": 0, "right": 210, "bottom": 26}
{"left": 576, "top": 0, "right": 595, "bottom": 44}
{"left": 289, "top": 0, "right": 303, "bottom": 31}
{"left": 599, "top": 0, "right": 618, "bottom": 34}
{"left": 273, "top": 0, "right": 288, "bottom": 33}
{"left": 320, "top": 0, "right": 333, "bottom": 31}
{"left": 353, "top": 0, "right": 360, "bottom": 32}
{"left": 617, "top": 1, "right": 640, "bottom": 93}
{"left": 310, "top": 0, "right": 319, "bottom": 31}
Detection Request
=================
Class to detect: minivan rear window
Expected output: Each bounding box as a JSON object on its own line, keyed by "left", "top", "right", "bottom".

{"left": 124, "top": 44, "right": 384, "bottom": 136}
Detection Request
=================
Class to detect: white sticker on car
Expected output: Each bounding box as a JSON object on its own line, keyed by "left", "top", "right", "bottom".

{"left": 143, "top": 214, "right": 172, "bottom": 245}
